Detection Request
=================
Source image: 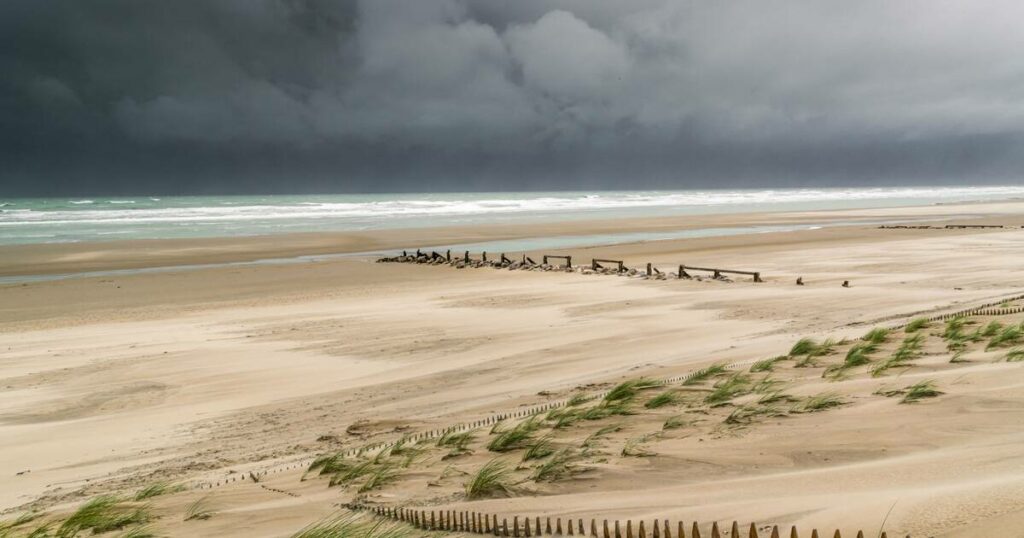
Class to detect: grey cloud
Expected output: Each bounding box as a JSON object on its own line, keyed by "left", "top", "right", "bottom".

{"left": 1, "top": 0, "right": 1023, "bottom": 195}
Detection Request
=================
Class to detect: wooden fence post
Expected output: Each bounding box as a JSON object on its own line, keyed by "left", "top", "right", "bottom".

{"left": 513, "top": 516, "right": 519, "bottom": 537}
{"left": 770, "top": 526, "right": 780, "bottom": 538}
{"left": 731, "top": 521, "right": 740, "bottom": 538}
{"left": 647, "top": 263, "right": 652, "bottom": 276}
{"left": 749, "top": 523, "right": 759, "bottom": 538}
{"left": 503, "top": 518, "right": 510, "bottom": 537}
{"left": 558, "top": 518, "right": 564, "bottom": 535}
{"left": 603, "top": 520, "right": 610, "bottom": 538}
{"left": 615, "top": 520, "right": 622, "bottom": 538}
{"left": 653, "top": 520, "right": 660, "bottom": 538}
{"left": 692, "top": 522, "right": 702, "bottom": 538}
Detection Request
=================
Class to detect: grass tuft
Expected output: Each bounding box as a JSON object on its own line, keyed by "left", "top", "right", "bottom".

{"left": 291, "top": 513, "right": 418, "bottom": 538}
{"left": 1005, "top": 348, "right": 1024, "bottom": 362}
{"left": 644, "top": 390, "right": 680, "bottom": 409}
{"left": 531, "top": 449, "right": 580, "bottom": 482}
{"left": 682, "top": 363, "right": 730, "bottom": 385}
{"left": 465, "top": 459, "right": 515, "bottom": 499}
{"left": 986, "top": 324, "right": 1024, "bottom": 350}
{"left": 862, "top": 327, "right": 890, "bottom": 344}
{"left": 621, "top": 437, "right": 656, "bottom": 457}
{"left": 662, "top": 415, "right": 690, "bottom": 430}
{"left": 487, "top": 417, "right": 542, "bottom": 452}
{"left": 901, "top": 380, "right": 944, "bottom": 404}
{"left": 604, "top": 378, "right": 659, "bottom": 403}
{"left": 184, "top": 496, "right": 216, "bottom": 522}
{"left": 566, "top": 393, "right": 592, "bottom": 407}
{"left": 871, "top": 334, "right": 924, "bottom": 377}
{"left": 750, "top": 356, "right": 786, "bottom": 373}
{"left": 793, "top": 392, "right": 845, "bottom": 413}
{"left": 521, "top": 436, "right": 555, "bottom": 461}
{"left": 133, "top": 481, "right": 184, "bottom": 501}
{"left": 704, "top": 373, "right": 751, "bottom": 406}
{"left": 904, "top": 318, "right": 929, "bottom": 333}
{"left": 582, "top": 424, "right": 621, "bottom": 448}
{"left": 57, "top": 496, "right": 150, "bottom": 537}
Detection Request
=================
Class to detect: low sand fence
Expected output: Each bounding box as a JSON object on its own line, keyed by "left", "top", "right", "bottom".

{"left": 356, "top": 504, "right": 902, "bottom": 538}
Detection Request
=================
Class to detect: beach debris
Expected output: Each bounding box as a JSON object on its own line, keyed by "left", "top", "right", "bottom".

{"left": 842, "top": 280, "right": 851, "bottom": 288}
{"left": 796, "top": 277, "right": 804, "bottom": 286}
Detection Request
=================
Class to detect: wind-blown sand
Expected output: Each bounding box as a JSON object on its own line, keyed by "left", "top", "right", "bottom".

{"left": 1, "top": 201, "right": 1023, "bottom": 537}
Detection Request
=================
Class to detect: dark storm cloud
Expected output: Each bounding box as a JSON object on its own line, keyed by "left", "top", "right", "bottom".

{"left": 2, "top": 0, "right": 1024, "bottom": 195}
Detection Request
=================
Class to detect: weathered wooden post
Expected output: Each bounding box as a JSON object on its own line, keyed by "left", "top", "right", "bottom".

{"left": 465, "top": 251, "right": 470, "bottom": 263}
{"left": 483, "top": 252, "right": 488, "bottom": 262}
{"left": 503, "top": 518, "right": 510, "bottom": 537}
{"left": 731, "top": 522, "right": 739, "bottom": 538}
{"left": 639, "top": 520, "right": 646, "bottom": 538}
{"left": 615, "top": 520, "right": 622, "bottom": 538}
{"left": 749, "top": 523, "right": 759, "bottom": 538}
{"left": 653, "top": 520, "right": 660, "bottom": 538}
{"left": 603, "top": 520, "right": 610, "bottom": 538}
{"left": 647, "top": 263, "right": 652, "bottom": 276}
{"left": 446, "top": 249, "right": 451, "bottom": 261}
{"left": 580, "top": 519, "right": 586, "bottom": 536}
{"left": 558, "top": 518, "right": 564, "bottom": 535}
{"left": 810, "top": 530, "right": 818, "bottom": 538}
{"left": 693, "top": 522, "right": 702, "bottom": 538}
{"left": 536, "top": 517, "right": 542, "bottom": 536}
{"left": 543, "top": 255, "right": 549, "bottom": 264}
{"left": 790, "top": 526, "right": 799, "bottom": 538}
{"left": 568, "top": 519, "right": 575, "bottom": 536}
{"left": 513, "top": 516, "right": 519, "bottom": 537}
{"left": 770, "top": 526, "right": 780, "bottom": 538}
{"left": 832, "top": 531, "right": 841, "bottom": 538}
{"left": 567, "top": 255, "right": 572, "bottom": 267}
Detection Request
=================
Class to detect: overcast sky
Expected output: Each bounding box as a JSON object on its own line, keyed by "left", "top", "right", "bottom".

{"left": 3, "top": 0, "right": 1024, "bottom": 195}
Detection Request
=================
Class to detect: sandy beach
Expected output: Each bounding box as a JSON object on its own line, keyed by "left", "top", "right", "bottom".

{"left": 2, "top": 200, "right": 1024, "bottom": 537}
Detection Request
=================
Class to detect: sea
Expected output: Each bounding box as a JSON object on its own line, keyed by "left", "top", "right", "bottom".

{"left": 1, "top": 186, "right": 1023, "bottom": 247}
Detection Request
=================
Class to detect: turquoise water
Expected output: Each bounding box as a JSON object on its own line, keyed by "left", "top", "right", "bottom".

{"left": 1, "top": 187, "right": 1023, "bottom": 245}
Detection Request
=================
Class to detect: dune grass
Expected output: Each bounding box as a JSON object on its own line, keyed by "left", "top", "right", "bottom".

{"left": 788, "top": 338, "right": 819, "bottom": 357}
{"left": 604, "top": 378, "right": 659, "bottom": 403}
{"left": 531, "top": 449, "right": 580, "bottom": 482}
{"left": 437, "top": 429, "right": 475, "bottom": 456}
{"left": 133, "top": 481, "right": 185, "bottom": 501}
{"left": 621, "top": 437, "right": 656, "bottom": 457}
{"left": 871, "top": 333, "right": 924, "bottom": 377}
{"left": 56, "top": 496, "right": 150, "bottom": 537}
{"left": 662, "top": 415, "right": 690, "bottom": 430}
{"left": 980, "top": 320, "right": 1004, "bottom": 337}
{"left": 750, "top": 356, "right": 786, "bottom": 373}
{"left": 825, "top": 343, "right": 877, "bottom": 377}
{"left": 358, "top": 466, "right": 400, "bottom": 493}
{"left": 521, "top": 436, "right": 555, "bottom": 461}
{"left": 582, "top": 424, "right": 621, "bottom": 448}
{"left": 724, "top": 403, "right": 784, "bottom": 425}
{"left": 757, "top": 391, "right": 799, "bottom": 405}
{"left": 580, "top": 401, "right": 634, "bottom": 421}
{"left": 793, "top": 393, "right": 845, "bottom": 413}
{"left": 682, "top": 363, "right": 729, "bottom": 385}
{"left": 986, "top": 324, "right": 1024, "bottom": 350}
{"left": 644, "top": 390, "right": 680, "bottom": 409}
{"left": 291, "top": 513, "right": 417, "bottom": 538}
{"left": 465, "top": 459, "right": 515, "bottom": 499}
{"left": 704, "top": 373, "right": 751, "bottom": 406}
{"left": 566, "top": 393, "right": 593, "bottom": 407}
{"left": 487, "top": 417, "right": 543, "bottom": 452}
{"left": 184, "top": 496, "right": 216, "bottom": 522}
{"left": 1005, "top": 349, "right": 1024, "bottom": 362}
{"left": 904, "top": 318, "right": 929, "bottom": 333}
{"left": 862, "top": 327, "right": 890, "bottom": 345}
{"left": 900, "top": 380, "right": 943, "bottom": 404}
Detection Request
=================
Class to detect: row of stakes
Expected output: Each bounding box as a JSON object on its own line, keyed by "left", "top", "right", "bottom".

{"left": 359, "top": 505, "right": 906, "bottom": 538}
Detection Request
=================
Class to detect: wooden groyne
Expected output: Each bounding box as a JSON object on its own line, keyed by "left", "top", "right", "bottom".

{"left": 377, "top": 251, "right": 762, "bottom": 283}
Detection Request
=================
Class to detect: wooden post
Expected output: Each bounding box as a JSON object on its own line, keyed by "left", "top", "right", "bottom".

{"left": 503, "top": 518, "right": 509, "bottom": 537}
{"left": 446, "top": 249, "right": 451, "bottom": 261}
{"left": 647, "top": 263, "right": 652, "bottom": 276}
{"left": 465, "top": 251, "right": 470, "bottom": 263}
{"left": 639, "top": 520, "right": 647, "bottom": 538}
{"left": 558, "top": 518, "right": 564, "bottom": 535}
{"left": 653, "top": 520, "right": 660, "bottom": 538}
{"left": 525, "top": 517, "right": 531, "bottom": 537}
{"left": 569, "top": 518, "right": 575, "bottom": 535}
{"left": 592, "top": 520, "right": 599, "bottom": 538}
{"left": 749, "top": 523, "right": 759, "bottom": 538}
{"left": 770, "top": 527, "right": 780, "bottom": 538}
{"left": 567, "top": 255, "right": 572, "bottom": 267}
{"left": 810, "top": 531, "right": 819, "bottom": 538}
{"left": 678, "top": 521, "right": 685, "bottom": 538}
{"left": 547, "top": 518, "right": 553, "bottom": 534}
{"left": 482, "top": 252, "right": 488, "bottom": 262}
{"left": 543, "top": 255, "right": 549, "bottom": 264}
{"left": 431, "top": 511, "right": 436, "bottom": 530}
{"left": 731, "top": 522, "right": 740, "bottom": 538}
{"left": 692, "top": 522, "right": 702, "bottom": 538}
{"left": 790, "top": 527, "right": 798, "bottom": 538}
{"left": 536, "top": 517, "right": 542, "bottom": 536}
{"left": 615, "top": 520, "right": 622, "bottom": 538}
{"left": 513, "top": 516, "right": 519, "bottom": 537}
{"left": 604, "top": 520, "right": 610, "bottom": 538}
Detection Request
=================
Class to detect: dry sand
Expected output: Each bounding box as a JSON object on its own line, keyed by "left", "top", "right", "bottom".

{"left": 1, "top": 201, "right": 1023, "bottom": 537}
